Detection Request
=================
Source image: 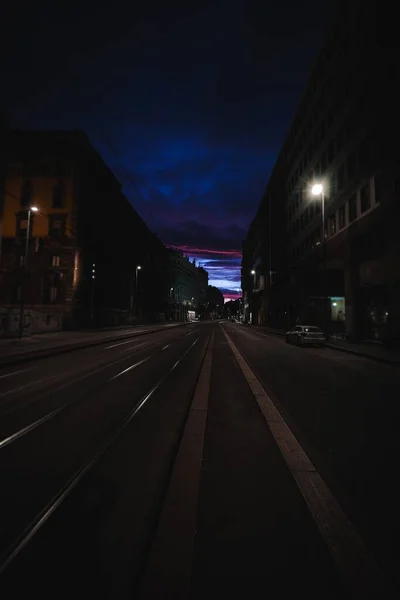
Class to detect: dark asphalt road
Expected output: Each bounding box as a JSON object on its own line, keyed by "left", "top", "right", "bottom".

{"left": 222, "top": 323, "right": 400, "bottom": 591}
{"left": 0, "top": 321, "right": 398, "bottom": 598}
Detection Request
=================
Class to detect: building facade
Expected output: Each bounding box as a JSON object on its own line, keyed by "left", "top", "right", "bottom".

{"left": 0, "top": 130, "right": 168, "bottom": 336}
{"left": 166, "top": 249, "right": 199, "bottom": 321}
{"left": 242, "top": 1, "right": 400, "bottom": 343}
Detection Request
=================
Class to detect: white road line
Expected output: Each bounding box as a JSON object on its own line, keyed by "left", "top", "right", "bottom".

{"left": 221, "top": 326, "right": 385, "bottom": 596}
{"left": 110, "top": 357, "right": 149, "bottom": 380}
{"left": 0, "top": 330, "right": 202, "bottom": 574}
{"left": 162, "top": 344, "right": 172, "bottom": 351}
{"left": 105, "top": 338, "right": 148, "bottom": 349}
{"left": 0, "top": 368, "right": 32, "bottom": 380}
{"left": 171, "top": 338, "right": 199, "bottom": 372}
{"left": 0, "top": 404, "right": 67, "bottom": 450}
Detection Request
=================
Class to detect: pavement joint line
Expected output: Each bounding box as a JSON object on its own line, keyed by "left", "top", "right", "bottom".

{"left": 138, "top": 330, "right": 215, "bottom": 599}
{"left": 221, "top": 325, "right": 386, "bottom": 596}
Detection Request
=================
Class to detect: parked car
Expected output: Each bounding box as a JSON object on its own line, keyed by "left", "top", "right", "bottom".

{"left": 286, "top": 325, "right": 325, "bottom": 347}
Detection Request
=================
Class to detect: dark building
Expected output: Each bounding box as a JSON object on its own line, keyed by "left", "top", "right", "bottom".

{"left": 242, "top": 1, "right": 400, "bottom": 343}
{"left": 0, "top": 130, "right": 168, "bottom": 336}
{"left": 166, "top": 249, "right": 199, "bottom": 321}
{"left": 196, "top": 265, "right": 209, "bottom": 314}
{"left": 206, "top": 285, "right": 224, "bottom": 319}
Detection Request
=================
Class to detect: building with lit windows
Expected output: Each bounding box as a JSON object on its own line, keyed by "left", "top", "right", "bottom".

{"left": 166, "top": 249, "right": 204, "bottom": 321}
{"left": 242, "top": 1, "right": 400, "bottom": 343}
{"left": 0, "top": 130, "right": 168, "bottom": 335}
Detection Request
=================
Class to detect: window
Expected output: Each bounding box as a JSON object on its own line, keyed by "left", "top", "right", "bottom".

{"left": 50, "top": 286, "right": 57, "bottom": 304}
{"left": 349, "top": 194, "right": 357, "bottom": 222}
{"left": 338, "top": 205, "right": 346, "bottom": 229}
{"left": 295, "top": 192, "right": 299, "bottom": 208}
{"left": 52, "top": 255, "right": 60, "bottom": 267}
{"left": 314, "top": 227, "right": 321, "bottom": 247}
{"left": 374, "top": 176, "right": 383, "bottom": 205}
{"left": 329, "top": 214, "right": 336, "bottom": 236}
{"left": 338, "top": 164, "right": 345, "bottom": 190}
{"left": 20, "top": 180, "right": 32, "bottom": 207}
{"left": 300, "top": 213, "right": 304, "bottom": 229}
{"left": 16, "top": 211, "right": 32, "bottom": 239}
{"left": 52, "top": 181, "right": 66, "bottom": 208}
{"left": 360, "top": 183, "right": 371, "bottom": 212}
{"left": 48, "top": 214, "right": 66, "bottom": 237}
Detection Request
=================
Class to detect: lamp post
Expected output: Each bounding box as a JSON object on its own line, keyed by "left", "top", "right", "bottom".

{"left": 135, "top": 265, "right": 142, "bottom": 293}
{"left": 19, "top": 206, "right": 39, "bottom": 338}
{"left": 134, "top": 265, "right": 142, "bottom": 321}
{"left": 250, "top": 269, "right": 256, "bottom": 324}
{"left": 311, "top": 183, "right": 328, "bottom": 339}
{"left": 90, "top": 262, "right": 96, "bottom": 322}
{"left": 169, "top": 287, "right": 174, "bottom": 320}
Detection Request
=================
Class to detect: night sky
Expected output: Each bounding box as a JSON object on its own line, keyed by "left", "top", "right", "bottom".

{"left": 2, "top": 0, "right": 333, "bottom": 299}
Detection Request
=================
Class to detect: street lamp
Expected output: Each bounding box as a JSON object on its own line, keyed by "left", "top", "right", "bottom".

{"left": 19, "top": 205, "right": 39, "bottom": 338}
{"left": 311, "top": 183, "right": 328, "bottom": 339}
{"left": 135, "top": 265, "right": 142, "bottom": 292}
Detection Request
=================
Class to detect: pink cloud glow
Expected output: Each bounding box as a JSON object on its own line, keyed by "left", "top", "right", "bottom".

{"left": 168, "top": 244, "right": 241, "bottom": 258}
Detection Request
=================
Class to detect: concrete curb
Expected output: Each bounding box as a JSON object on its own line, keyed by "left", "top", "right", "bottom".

{"left": 0, "top": 323, "right": 191, "bottom": 368}
{"left": 244, "top": 325, "right": 400, "bottom": 366}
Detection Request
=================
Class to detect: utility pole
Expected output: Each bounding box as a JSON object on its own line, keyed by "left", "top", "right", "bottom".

{"left": 19, "top": 207, "right": 38, "bottom": 338}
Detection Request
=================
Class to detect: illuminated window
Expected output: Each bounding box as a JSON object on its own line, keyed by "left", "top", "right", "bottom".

{"left": 52, "top": 255, "right": 60, "bottom": 267}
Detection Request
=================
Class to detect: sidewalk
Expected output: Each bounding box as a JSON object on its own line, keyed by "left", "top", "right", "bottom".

{"left": 246, "top": 324, "right": 400, "bottom": 365}
{"left": 0, "top": 323, "right": 187, "bottom": 366}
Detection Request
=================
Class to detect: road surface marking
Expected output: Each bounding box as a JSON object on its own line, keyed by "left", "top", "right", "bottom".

{"left": 171, "top": 338, "right": 199, "bottom": 372}
{"left": 138, "top": 331, "right": 214, "bottom": 599}
{"left": 0, "top": 331, "right": 202, "bottom": 575}
{"left": 0, "top": 367, "right": 32, "bottom": 380}
{"left": 162, "top": 344, "right": 172, "bottom": 351}
{"left": 110, "top": 357, "right": 149, "bottom": 380}
{"left": 0, "top": 404, "right": 68, "bottom": 450}
{"left": 222, "top": 326, "right": 385, "bottom": 596}
{"left": 105, "top": 339, "right": 149, "bottom": 349}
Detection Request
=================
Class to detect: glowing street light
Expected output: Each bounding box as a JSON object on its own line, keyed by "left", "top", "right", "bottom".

{"left": 311, "top": 183, "right": 323, "bottom": 196}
